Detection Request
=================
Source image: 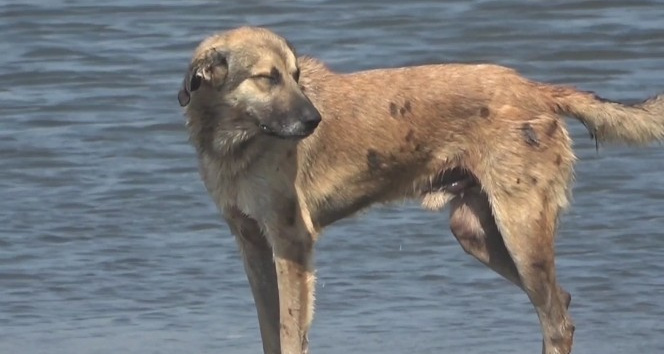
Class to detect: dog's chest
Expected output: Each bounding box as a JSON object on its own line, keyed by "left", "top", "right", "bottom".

{"left": 198, "top": 152, "right": 293, "bottom": 222}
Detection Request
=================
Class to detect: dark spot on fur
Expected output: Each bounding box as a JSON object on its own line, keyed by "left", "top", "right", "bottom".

{"left": 405, "top": 129, "right": 415, "bottom": 143}
{"left": 546, "top": 119, "right": 559, "bottom": 137}
{"left": 480, "top": 107, "right": 490, "bottom": 118}
{"left": 288, "top": 308, "right": 294, "bottom": 316}
{"left": 530, "top": 259, "right": 549, "bottom": 273}
{"left": 516, "top": 178, "right": 521, "bottom": 184}
{"left": 390, "top": 101, "right": 412, "bottom": 118}
{"left": 389, "top": 102, "right": 398, "bottom": 118}
{"left": 521, "top": 123, "right": 540, "bottom": 147}
{"left": 555, "top": 154, "right": 562, "bottom": 166}
{"left": 367, "top": 149, "right": 382, "bottom": 171}
{"left": 530, "top": 176, "right": 538, "bottom": 185}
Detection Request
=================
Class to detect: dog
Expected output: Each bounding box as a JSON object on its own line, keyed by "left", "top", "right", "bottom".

{"left": 177, "top": 26, "right": 664, "bottom": 354}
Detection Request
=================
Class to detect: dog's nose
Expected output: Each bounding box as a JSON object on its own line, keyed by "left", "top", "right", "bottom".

{"left": 300, "top": 107, "right": 322, "bottom": 131}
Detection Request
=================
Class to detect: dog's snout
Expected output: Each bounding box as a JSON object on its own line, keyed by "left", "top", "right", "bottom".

{"left": 300, "top": 106, "right": 322, "bottom": 131}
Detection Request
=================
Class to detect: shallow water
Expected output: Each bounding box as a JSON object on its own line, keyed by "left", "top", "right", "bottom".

{"left": 1, "top": 1, "right": 663, "bottom": 353}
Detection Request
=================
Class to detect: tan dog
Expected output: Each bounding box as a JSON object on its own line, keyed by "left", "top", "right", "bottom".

{"left": 177, "top": 26, "right": 664, "bottom": 354}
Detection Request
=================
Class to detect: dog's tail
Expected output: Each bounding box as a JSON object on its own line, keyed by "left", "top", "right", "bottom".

{"left": 542, "top": 85, "right": 664, "bottom": 145}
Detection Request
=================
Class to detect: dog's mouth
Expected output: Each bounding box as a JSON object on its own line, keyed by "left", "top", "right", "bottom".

{"left": 258, "top": 123, "right": 314, "bottom": 140}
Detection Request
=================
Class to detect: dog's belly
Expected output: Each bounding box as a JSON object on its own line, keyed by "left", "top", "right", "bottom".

{"left": 305, "top": 162, "right": 408, "bottom": 228}
{"left": 311, "top": 190, "right": 379, "bottom": 228}
{"left": 309, "top": 166, "right": 479, "bottom": 227}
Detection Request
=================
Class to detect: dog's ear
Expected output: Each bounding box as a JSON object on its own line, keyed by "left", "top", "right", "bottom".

{"left": 177, "top": 65, "right": 201, "bottom": 107}
{"left": 178, "top": 50, "right": 228, "bottom": 107}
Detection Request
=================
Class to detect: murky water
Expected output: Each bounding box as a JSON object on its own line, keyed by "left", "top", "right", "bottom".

{"left": 1, "top": 1, "right": 663, "bottom": 353}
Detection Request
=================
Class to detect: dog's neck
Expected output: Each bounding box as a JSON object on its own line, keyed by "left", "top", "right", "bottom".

{"left": 186, "top": 106, "right": 252, "bottom": 172}
{"left": 187, "top": 106, "right": 301, "bottom": 218}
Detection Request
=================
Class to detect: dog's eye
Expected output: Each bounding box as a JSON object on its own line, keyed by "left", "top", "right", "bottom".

{"left": 253, "top": 68, "right": 281, "bottom": 85}
{"left": 252, "top": 74, "right": 279, "bottom": 85}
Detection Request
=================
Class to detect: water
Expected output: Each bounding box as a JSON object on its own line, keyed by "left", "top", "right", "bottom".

{"left": 1, "top": 1, "right": 664, "bottom": 353}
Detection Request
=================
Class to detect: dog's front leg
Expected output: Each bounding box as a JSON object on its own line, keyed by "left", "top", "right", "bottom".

{"left": 271, "top": 229, "right": 315, "bottom": 354}
{"left": 225, "top": 208, "right": 282, "bottom": 354}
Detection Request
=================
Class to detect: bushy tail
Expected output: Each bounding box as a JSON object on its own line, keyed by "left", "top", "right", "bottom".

{"left": 545, "top": 86, "right": 664, "bottom": 145}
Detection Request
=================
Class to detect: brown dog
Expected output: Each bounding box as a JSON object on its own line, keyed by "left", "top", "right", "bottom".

{"left": 177, "top": 26, "right": 664, "bottom": 354}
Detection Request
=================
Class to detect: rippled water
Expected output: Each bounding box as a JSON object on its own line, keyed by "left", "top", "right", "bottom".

{"left": 1, "top": 1, "right": 663, "bottom": 353}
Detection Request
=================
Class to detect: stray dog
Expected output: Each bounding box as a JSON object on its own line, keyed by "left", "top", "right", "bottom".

{"left": 177, "top": 26, "right": 664, "bottom": 354}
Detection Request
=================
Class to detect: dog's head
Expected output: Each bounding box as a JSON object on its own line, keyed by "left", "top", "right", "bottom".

{"left": 178, "top": 27, "right": 321, "bottom": 140}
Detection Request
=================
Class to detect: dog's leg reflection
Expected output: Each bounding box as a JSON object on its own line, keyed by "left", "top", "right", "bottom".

{"left": 226, "top": 210, "right": 281, "bottom": 354}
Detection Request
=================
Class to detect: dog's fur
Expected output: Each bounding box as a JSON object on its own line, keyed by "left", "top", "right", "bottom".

{"left": 178, "top": 26, "right": 664, "bottom": 354}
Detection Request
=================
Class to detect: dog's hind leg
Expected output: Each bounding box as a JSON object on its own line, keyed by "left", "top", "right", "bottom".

{"left": 449, "top": 187, "right": 521, "bottom": 287}
{"left": 449, "top": 186, "right": 572, "bottom": 354}
{"left": 488, "top": 189, "right": 575, "bottom": 354}
{"left": 448, "top": 187, "right": 572, "bottom": 309}
{"left": 445, "top": 109, "right": 575, "bottom": 352}
{"left": 225, "top": 209, "right": 281, "bottom": 354}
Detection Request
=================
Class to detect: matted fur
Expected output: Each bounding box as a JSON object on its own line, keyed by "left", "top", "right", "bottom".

{"left": 178, "top": 26, "right": 664, "bottom": 354}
